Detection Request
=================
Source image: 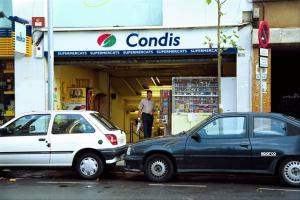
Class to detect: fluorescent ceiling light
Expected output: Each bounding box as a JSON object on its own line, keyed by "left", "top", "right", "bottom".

{"left": 150, "top": 77, "right": 157, "bottom": 86}
{"left": 156, "top": 77, "right": 160, "bottom": 84}
{"left": 141, "top": 85, "right": 172, "bottom": 97}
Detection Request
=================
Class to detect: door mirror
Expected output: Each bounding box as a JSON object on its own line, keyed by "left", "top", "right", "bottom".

{"left": 199, "top": 129, "right": 207, "bottom": 137}
{"left": 191, "top": 132, "right": 201, "bottom": 142}
{"left": 0, "top": 127, "right": 9, "bottom": 136}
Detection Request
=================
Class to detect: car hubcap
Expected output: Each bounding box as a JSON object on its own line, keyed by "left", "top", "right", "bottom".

{"left": 150, "top": 160, "right": 168, "bottom": 177}
{"left": 80, "top": 157, "right": 98, "bottom": 176}
{"left": 284, "top": 160, "right": 300, "bottom": 184}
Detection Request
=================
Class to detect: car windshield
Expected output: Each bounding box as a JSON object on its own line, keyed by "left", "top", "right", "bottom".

{"left": 91, "top": 113, "right": 119, "bottom": 131}
{"left": 186, "top": 115, "right": 214, "bottom": 134}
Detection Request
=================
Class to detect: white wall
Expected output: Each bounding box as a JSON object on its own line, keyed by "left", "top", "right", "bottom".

{"left": 13, "top": 0, "right": 48, "bottom": 114}
{"left": 14, "top": 54, "right": 47, "bottom": 115}
{"left": 12, "top": 0, "right": 47, "bottom": 24}
{"left": 237, "top": 25, "right": 253, "bottom": 112}
{"left": 163, "top": 0, "right": 252, "bottom": 27}
{"left": 221, "top": 77, "right": 237, "bottom": 112}
{"left": 12, "top": 0, "right": 252, "bottom": 28}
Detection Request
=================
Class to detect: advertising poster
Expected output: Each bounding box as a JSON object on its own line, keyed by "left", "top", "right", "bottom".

{"left": 65, "top": 88, "right": 87, "bottom": 110}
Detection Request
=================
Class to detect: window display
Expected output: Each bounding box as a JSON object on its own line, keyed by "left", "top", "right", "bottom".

{"left": 172, "top": 77, "right": 219, "bottom": 113}
{"left": 0, "top": 60, "right": 15, "bottom": 125}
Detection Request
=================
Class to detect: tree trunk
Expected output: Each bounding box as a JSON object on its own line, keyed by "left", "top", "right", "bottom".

{"left": 217, "top": 0, "right": 223, "bottom": 113}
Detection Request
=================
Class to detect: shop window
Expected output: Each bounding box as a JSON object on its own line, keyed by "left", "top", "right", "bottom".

{"left": 52, "top": 114, "right": 95, "bottom": 134}
{"left": 0, "top": 60, "right": 15, "bottom": 125}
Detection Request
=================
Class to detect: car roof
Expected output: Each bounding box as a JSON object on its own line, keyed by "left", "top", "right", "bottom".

{"left": 215, "top": 112, "right": 300, "bottom": 122}
{"left": 20, "top": 110, "right": 98, "bottom": 115}
{"left": 215, "top": 112, "right": 287, "bottom": 117}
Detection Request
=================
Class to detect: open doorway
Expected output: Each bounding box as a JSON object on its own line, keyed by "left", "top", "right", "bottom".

{"left": 271, "top": 46, "right": 300, "bottom": 118}
{"left": 54, "top": 55, "right": 236, "bottom": 142}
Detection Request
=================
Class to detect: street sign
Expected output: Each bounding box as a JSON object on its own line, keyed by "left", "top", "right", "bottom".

{"left": 15, "top": 22, "right": 27, "bottom": 54}
{"left": 258, "top": 21, "right": 270, "bottom": 112}
{"left": 258, "top": 21, "right": 270, "bottom": 48}
{"left": 260, "top": 48, "right": 268, "bottom": 57}
{"left": 256, "top": 74, "right": 267, "bottom": 80}
{"left": 260, "top": 56, "right": 268, "bottom": 68}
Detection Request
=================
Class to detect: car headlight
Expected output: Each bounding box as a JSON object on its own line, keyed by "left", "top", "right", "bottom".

{"left": 126, "top": 146, "right": 132, "bottom": 155}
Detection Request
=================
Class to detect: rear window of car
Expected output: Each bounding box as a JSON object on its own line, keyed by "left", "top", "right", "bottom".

{"left": 253, "top": 117, "right": 287, "bottom": 137}
{"left": 90, "top": 113, "right": 118, "bottom": 131}
{"left": 287, "top": 123, "right": 300, "bottom": 136}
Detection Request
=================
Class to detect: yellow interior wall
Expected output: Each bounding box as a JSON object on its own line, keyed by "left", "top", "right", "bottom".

{"left": 96, "top": 72, "right": 110, "bottom": 118}
{"left": 110, "top": 88, "right": 125, "bottom": 130}
{"left": 55, "top": 65, "right": 99, "bottom": 109}
{"left": 54, "top": 65, "right": 127, "bottom": 132}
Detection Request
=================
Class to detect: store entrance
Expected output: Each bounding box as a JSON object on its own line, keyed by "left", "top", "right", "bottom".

{"left": 55, "top": 55, "right": 236, "bottom": 141}
{"left": 271, "top": 46, "right": 300, "bottom": 118}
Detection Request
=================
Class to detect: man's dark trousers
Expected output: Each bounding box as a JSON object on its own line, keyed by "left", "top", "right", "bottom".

{"left": 142, "top": 112, "right": 153, "bottom": 138}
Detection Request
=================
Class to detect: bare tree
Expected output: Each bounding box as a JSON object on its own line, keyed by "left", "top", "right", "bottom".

{"left": 204, "top": 0, "right": 241, "bottom": 113}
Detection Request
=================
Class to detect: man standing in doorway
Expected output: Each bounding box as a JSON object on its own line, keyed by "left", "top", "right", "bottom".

{"left": 138, "top": 90, "right": 155, "bottom": 138}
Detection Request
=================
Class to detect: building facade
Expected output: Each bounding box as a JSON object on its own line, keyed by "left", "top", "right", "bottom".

{"left": 7, "top": 0, "right": 253, "bottom": 137}
{"left": 252, "top": 0, "right": 300, "bottom": 118}
{"left": 0, "top": 0, "right": 32, "bottom": 125}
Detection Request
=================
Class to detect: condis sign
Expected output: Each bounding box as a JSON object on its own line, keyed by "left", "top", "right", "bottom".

{"left": 97, "top": 34, "right": 116, "bottom": 47}
{"left": 126, "top": 32, "right": 180, "bottom": 47}
{"left": 97, "top": 32, "right": 181, "bottom": 48}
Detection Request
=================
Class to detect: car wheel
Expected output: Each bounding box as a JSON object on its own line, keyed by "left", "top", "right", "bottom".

{"left": 76, "top": 153, "right": 104, "bottom": 180}
{"left": 279, "top": 158, "right": 300, "bottom": 187}
{"left": 144, "top": 154, "right": 174, "bottom": 182}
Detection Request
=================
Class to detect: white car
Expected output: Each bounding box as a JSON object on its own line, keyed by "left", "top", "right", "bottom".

{"left": 0, "top": 110, "right": 127, "bottom": 180}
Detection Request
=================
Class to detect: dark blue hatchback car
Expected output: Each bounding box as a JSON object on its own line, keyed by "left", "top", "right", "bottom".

{"left": 125, "top": 113, "right": 300, "bottom": 187}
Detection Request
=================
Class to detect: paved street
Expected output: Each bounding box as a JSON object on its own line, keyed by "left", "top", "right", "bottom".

{"left": 1, "top": 164, "right": 299, "bottom": 200}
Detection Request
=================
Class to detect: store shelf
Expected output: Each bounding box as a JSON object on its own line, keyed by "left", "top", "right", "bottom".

{"left": 4, "top": 91, "right": 15, "bottom": 95}
{"left": 172, "top": 77, "right": 219, "bottom": 113}
{"left": 3, "top": 70, "right": 14, "bottom": 74}
{"left": 4, "top": 113, "right": 15, "bottom": 117}
{"left": 174, "top": 86, "right": 218, "bottom": 88}
{"left": 174, "top": 95, "right": 218, "bottom": 97}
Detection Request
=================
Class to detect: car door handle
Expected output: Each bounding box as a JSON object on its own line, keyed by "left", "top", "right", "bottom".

{"left": 240, "top": 142, "right": 250, "bottom": 148}
{"left": 38, "top": 138, "right": 46, "bottom": 141}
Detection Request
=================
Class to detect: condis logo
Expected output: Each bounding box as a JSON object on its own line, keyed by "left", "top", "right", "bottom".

{"left": 97, "top": 34, "right": 116, "bottom": 47}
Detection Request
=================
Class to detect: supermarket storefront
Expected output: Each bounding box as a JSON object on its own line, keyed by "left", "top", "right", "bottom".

{"left": 41, "top": 27, "right": 242, "bottom": 137}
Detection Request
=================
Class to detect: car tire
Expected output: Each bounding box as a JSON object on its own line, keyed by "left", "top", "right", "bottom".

{"left": 144, "top": 154, "right": 174, "bottom": 182}
{"left": 279, "top": 158, "right": 300, "bottom": 187}
{"left": 76, "top": 153, "right": 104, "bottom": 180}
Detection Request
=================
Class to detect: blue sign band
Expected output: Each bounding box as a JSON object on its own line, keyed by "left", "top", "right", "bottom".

{"left": 44, "top": 48, "right": 237, "bottom": 57}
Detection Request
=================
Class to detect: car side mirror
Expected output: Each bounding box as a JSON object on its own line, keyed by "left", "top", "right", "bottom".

{"left": 191, "top": 132, "right": 201, "bottom": 142}
{"left": 0, "top": 127, "right": 9, "bottom": 136}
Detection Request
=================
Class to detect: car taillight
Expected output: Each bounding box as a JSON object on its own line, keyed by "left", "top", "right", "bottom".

{"left": 105, "top": 134, "right": 118, "bottom": 145}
